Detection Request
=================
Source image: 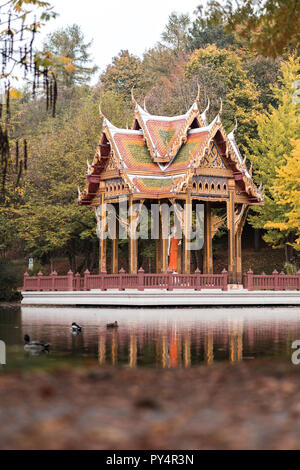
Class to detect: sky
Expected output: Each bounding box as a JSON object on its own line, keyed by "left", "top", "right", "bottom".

{"left": 37, "top": 0, "right": 202, "bottom": 80}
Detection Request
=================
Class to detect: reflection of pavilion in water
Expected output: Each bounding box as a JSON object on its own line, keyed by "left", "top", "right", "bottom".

{"left": 20, "top": 314, "right": 297, "bottom": 368}
{"left": 96, "top": 318, "right": 283, "bottom": 368}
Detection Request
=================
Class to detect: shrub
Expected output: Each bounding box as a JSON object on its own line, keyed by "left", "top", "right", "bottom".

{"left": 0, "top": 259, "right": 21, "bottom": 301}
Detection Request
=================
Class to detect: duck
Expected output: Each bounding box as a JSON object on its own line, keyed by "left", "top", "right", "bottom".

{"left": 71, "top": 322, "right": 82, "bottom": 332}
{"left": 24, "top": 334, "right": 50, "bottom": 351}
{"left": 106, "top": 321, "right": 118, "bottom": 329}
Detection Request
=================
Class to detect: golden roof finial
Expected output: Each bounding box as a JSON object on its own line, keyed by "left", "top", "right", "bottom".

{"left": 131, "top": 86, "right": 137, "bottom": 106}
{"left": 201, "top": 97, "right": 210, "bottom": 125}
{"left": 143, "top": 96, "right": 148, "bottom": 113}
{"left": 195, "top": 81, "right": 201, "bottom": 103}
{"left": 232, "top": 117, "right": 238, "bottom": 134}
{"left": 99, "top": 101, "right": 105, "bottom": 119}
{"left": 219, "top": 98, "right": 223, "bottom": 116}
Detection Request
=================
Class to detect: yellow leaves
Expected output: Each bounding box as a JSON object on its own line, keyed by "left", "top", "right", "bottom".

{"left": 9, "top": 87, "right": 22, "bottom": 99}
{"left": 267, "top": 139, "right": 300, "bottom": 249}
{"left": 64, "top": 64, "right": 76, "bottom": 73}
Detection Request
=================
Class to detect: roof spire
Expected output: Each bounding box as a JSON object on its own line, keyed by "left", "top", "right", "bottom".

{"left": 131, "top": 86, "right": 137, "bottom": 107}
{"left": 99, "top": 101, "right": 105, "bottom": 119}
{"left": 228, "top": 118, "right": 238, "bottom": 141}
{"left": 195, "top": 81, "right": 200, "bottom": 103}
{"left": 201, "top": 97, "right": 210, "bottom": 125}
{"left": 87, "top": 159, "right": 92, "bottom": 175}
{"left": 219, "top": 98, "right": 223, "bottom": 117}
{"left": 143, "top": 96, "right": 149, "bottom": 113}
{"left": 216, "top": 98, "right": 223, "bottom": 124}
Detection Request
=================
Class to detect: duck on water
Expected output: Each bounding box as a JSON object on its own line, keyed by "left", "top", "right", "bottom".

{"left": 71, "top": 322, "right": 82, "bottom": 332}
{"left": 106, "top": 321, "right": 118, "bottom": 329}
{"left": 24, "top": 335, "right": 50, "bottom": 351}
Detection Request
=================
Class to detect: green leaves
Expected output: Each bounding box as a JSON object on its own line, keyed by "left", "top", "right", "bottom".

{"left": 247, "top": 56, "right": 300, "bottom": 250}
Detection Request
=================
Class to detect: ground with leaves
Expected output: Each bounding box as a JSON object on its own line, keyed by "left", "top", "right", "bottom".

{"left": 1, "top": 360, "right": 300, "bottom": 450}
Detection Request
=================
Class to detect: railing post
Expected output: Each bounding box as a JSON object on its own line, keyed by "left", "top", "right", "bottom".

{"left": 67, "top": 270, "right": 73, "bottom": 291}
{"left": 247, "top": 269, "right": 253, "bottom": 291}
{"left": 195, "top": 268, "right": 201, "bottom": 291}
{"left": 119, "top": 268, "right": 125, "bottom": 291}
{"left": 138, "top": 267, "right": 145, "bottom": 291}
{"left": 83, "top": 269, "right": 90, "bottom": 291}
{"left": 222, "top": 269, "right": 228, "bottom": 291}
{"left": 37, "top": 271, "right": 43, "bottom": 291}
{"left": 297, "top": 271, "right": 300, "bottom": 291}
{"left": 101, "top": 270, "right": 107, "bottom": 291}
{"left": 51, "top": 270, "right": 57, "bottom": 291}
{"left": 23, "top": 272, "right": 29, "bottom": 291}
{"left": 279, "top": 271, "right": 285, "bottom": 290}
{"left": 272, "top": 269, "right": 279, "bottom": 291}
{"left": 75, "top": 272, "right": 81, "bottom": 291}
{"left": 167, "top": 268, "right": 173, "bottom": 291}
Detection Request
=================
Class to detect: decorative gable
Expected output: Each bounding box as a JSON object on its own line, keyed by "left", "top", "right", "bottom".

{"left": 134, "top": 102, "right": 201, "bottom": 163}
{"left": 198, "top": 140, "right": 227, "bottom": 170}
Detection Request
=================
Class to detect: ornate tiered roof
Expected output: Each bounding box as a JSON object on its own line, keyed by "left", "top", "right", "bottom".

{"left": 79, "top": 93, "right": 264, "bottom": 205}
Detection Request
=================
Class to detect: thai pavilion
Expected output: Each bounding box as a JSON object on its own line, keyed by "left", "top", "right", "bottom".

{"left": 79, "top": 89, "right": 263, "bottom": 284}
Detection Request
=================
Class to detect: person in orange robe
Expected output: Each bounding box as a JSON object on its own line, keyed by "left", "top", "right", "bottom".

{"left": 168, "top": 226, "right": 181, "bottom": 272}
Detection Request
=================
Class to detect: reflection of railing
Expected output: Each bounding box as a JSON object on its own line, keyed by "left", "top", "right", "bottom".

{"left": 23, "top": 268, "right": 229, "bottom": 292}
{"left": 243, "top": 269, "right": 300, "bottom": 291}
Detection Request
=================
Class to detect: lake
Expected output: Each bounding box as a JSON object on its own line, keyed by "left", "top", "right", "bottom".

{"left": 1, "top": 305, "right": 300, "bottom": 370}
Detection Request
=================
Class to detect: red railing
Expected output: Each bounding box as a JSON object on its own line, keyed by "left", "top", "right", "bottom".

{"left": 243, "top": 269, "right": 300, "bottom": 291}
{"left": 23, "top": 268, "right": 229, "bottom": 292}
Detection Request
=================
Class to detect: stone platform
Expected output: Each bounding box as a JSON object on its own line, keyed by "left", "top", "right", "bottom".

{"left": 21, "top": 289, "right": 300, "bottom": 306}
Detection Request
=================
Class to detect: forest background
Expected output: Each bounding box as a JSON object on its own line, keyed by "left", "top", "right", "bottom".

{"left": 0, "top": 0, "right": 299, "bottom": 299}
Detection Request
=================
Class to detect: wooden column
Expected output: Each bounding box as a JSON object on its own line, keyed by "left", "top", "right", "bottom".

{"left": 156, "top": 209, "right": 162, "bottom": 273}
{"left": 203, "top": 201, "right": 213, "bottom": 274}
{"left": 235, "top": 230, "right": 242, "bottom": 284}
{"left": 155, "top": 239, "right": 161, "bottom": 273}
{"left": 227, "top": 180, "right": 236, "bottom": 283}
{"left": 177, "top": 239, "right": 182, "bottom": 273}
{"left": 183, "top": 193, "right": 192, "bottom": 274}
{"left": 235, "top": 205, "right": 249, "bottom": 284}
{"left": 161, "top": 202, "right": 169, "bottom": 273}
{"left": 99, "top": 182, "right": 107, "bottom": 273}
{"left": 111, "top": 203, "right": 119, "bottom": 274}
{"left": 129, "top": 195, "right": 138, "bottom": 274}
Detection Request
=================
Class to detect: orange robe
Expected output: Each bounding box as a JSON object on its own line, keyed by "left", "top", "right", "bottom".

{"left": 168, "top": 237, "right": 179, "bottom": 271}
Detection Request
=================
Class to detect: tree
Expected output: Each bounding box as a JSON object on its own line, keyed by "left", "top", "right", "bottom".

{"left": 193, "top": 0, "right": 300, "bottom": 58}
{"left": 43, "top": 24, "right": 98, "bottom": 86}
{"left": 188, "top": 5, "right": 236, "bottom": 51}
{"left": 160, "top": 12, "right": 191, "bottom": 54}
{"left": 185, "top": 45, "right": 262, "bottom": 151}
{"left": 0, "top": 0, "right": 57, "bottom": 200}
{"left": 247, "top": 56, "right": 300, "bottom": 258}
{"left": 100, "top": 50, "right": 149, "bottom": 102}
{"left": 14, "top": 89, "right": 100, "bottom": 271}
{"left": 244, "top": 54, "right": 282, "bottom": 109}
{"left": 265, "top": 139, "right": 300, "bottom": 252}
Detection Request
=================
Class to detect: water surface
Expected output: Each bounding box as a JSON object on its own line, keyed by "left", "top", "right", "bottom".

{"left": 1, "top": 305, "right": 300, "bottom": 370}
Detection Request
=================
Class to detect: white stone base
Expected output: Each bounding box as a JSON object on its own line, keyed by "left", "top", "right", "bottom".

{"left": 21, "top": 289, "right": 300, "bottom": 306}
